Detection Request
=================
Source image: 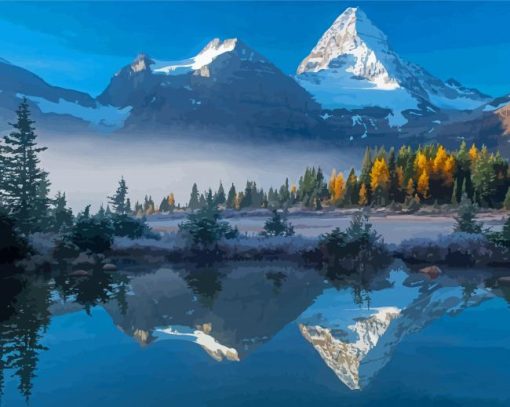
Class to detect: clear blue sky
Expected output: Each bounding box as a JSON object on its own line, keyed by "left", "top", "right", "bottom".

{"left": 0, "top": 1, "right": 508, "bottom": 97}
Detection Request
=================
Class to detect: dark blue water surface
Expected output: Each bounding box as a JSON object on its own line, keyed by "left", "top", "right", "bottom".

{"left": 1, "top": 261, "right": 510, "bottom": 406}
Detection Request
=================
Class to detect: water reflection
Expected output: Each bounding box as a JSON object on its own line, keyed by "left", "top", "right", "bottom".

{"left": 1, "top": 261, "right": 510, "bottom": 403}
{"left": 0, "top": 277, "right": 50, "bottom": 402}
{"left": 298, "top": 268, "right": 496, "bottom": 390}
{"left": 0, "top": 268, "right": 128, "bottom": 403}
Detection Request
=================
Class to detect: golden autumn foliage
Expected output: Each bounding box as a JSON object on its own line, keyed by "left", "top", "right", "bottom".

{"left": 328, "top": 169, "right": 346, "bottom": 205}
{"left": 469, "top": 144, "right": 479, "bottom": 162}
{"left": 443, "top": 156, "right": 455, "bottom": 186}
{"left": 168, "top": 193, "right": 175, "bottom": 207}
{"left": 414, "top": 151, "right": 430, "bottom": 176}
{"left": 370, "top": 158, "right": 390, "bottom": 193}
{"left": 417, "top": 169, "right": 430, "bottom": 199}
{"left": 432, "top": 145, "right": 448, "bottom": 174}
{"left": 431, "top": 145, "right": 456, "bottom": 187}
{"left": 406, "top": 178, "right": 415, "bottom": 197}
{"left": 328, "top": 169, "right": 337, "bottom": 195}
{"left": 358, "top": 183, "right": 368, "bottom": 206}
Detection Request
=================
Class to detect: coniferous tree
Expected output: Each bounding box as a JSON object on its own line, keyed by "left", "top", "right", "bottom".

{"left": 454, "top": 194, "right": 483, "bottom": 234}
{"left": 226, "top": 183, "right": 236, "bottom": 209}
{"left": 388, "top": 148, "right": 399, "bottom": 202}
{"left": 108, "top": 177, "right": 129, "bottom": 214}
{"left": 159, "top": 196, "right": 170, "bottom": 213}
{"left": 472, "top": 146, "right": 496, "bottom": 207}
{"left": 504, "top": 187, "right": 510, "bottom": 210}
{"left": 214, "top": 182, "right": 226, "bottom": 206}
{"left": 188, "top": 183, "right": 200, "bottom": 210}
{"left": 1, "top": 99, "right": 50, "bottom": 234}
{"left": 49, "top": 192, "right": 73, "bottom": 233}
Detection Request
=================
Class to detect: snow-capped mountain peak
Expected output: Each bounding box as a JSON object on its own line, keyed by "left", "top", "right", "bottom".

{"left": 151, "top": 38, "right": 265, "bottom": 76}
{"left": 297, "top": 6, "right": 396, "bottom": 91}
{"left": 296, "top": 7, "right": 491, "bottom": 127}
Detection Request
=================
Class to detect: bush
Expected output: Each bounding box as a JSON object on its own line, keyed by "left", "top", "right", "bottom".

{"left": 261, "top": 210, "right": 294, "bottom": 237}
{"left": 68, "top": 206, "right": 114, "bottom": 253}
{"left": 318, "top": 212, "right": 384, "bottom": 272}
{"left": 454, "top": 194, "right": 483, "bottom": 234}
{"left": 111, "top": 213, "right": 155, "bottom": 239}
{"left": 487, "top": 216, "right": 510, "bottom": 248}
{"left": 178, "top": 205, "right": 238, "bottom": 249}
{"left": 397, "top": 232, "right": 494, "bottom": 266}
{"left": 0, "top": 210, "right": 29, "bottom": 263}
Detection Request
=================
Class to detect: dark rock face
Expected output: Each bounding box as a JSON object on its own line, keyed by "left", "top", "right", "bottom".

{"left": 98, "top": 39, "right": 324, "bottom": 139}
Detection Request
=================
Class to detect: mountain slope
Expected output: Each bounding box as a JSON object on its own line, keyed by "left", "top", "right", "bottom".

{"left": 0, "top": 58, "right": 130, "bottom": 132}
{"left": 296, "top": 7, "right": 491, "bottom": 127}
{"left": 99, "top": 38, "right": 322, "bottom": 138}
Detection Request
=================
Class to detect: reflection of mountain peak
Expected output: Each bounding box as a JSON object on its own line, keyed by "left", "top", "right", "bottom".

{"left": 298, "top": 274, "right": 495, "bottom": 391}
{"left": 300, "top": 307, "right": 401, "bottom": 390}
{"left": 156, "top": 324, "right": 239, "bottom": 362}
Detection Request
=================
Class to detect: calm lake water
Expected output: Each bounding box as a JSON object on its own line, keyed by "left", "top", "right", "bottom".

{"left": 2, "top": 260, "right": 510, "bottom": 406}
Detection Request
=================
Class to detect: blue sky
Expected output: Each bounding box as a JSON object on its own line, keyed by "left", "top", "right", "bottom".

{"left": 0, "top": 1, "right": 508, "bottom": 97}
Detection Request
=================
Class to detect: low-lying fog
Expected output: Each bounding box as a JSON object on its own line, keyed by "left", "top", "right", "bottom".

{"left": 40, "top": 134, "right": 363, "bottom": 211}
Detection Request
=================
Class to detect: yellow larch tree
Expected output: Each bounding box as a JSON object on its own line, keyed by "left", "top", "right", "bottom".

{"left": 168, "top": 193, "right": 175, "bottom": 207}
{"left": 417, "top": 169, "right": 430, "bottom": 199}
{"left": 333, "top": 173, "right": 346, "bottom": 205}
{"left": 443, "top": 155, "right": 456, "bottom": 187}
{"left": 469, "top": 144, "right": 479, "bottom": 163}
{"left": 405, "top": 178, "right": 415, "bottom": 198}
{"left": 328, "top": 169, "right": 337, "bottom": 199}
{"left": 432, "top": 145, "right": 448, "bottom": 175}
{"left": 358, "top": 183, "right": 368, "bottom": 206}
{"left": 414, "top": 150, "right": 431, "bottom": 178}
{"left": 370, "top": 158, "right": 390, "bottom": 193}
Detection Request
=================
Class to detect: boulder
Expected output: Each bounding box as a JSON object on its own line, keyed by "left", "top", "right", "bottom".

{"left": 71, "top": 252, "right": 96, "bottom": 268}
{"left": 498, "top": 276, "right": 510, "bottom": 286}
{"left": 69, "top": 269, "right": 91, "bottom": 277}
{"left": 102, "top": 263, "right": 117, "bottom": 272}
{"left": 419, "top": 265, "right": 442, "bottom": 279}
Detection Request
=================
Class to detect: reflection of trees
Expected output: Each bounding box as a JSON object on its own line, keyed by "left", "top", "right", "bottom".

{"left": 183, "top": 267, "right": 224, "bottom": 308}
{"left": 0, "top": 270, "right": 130, "bottom": 402}
{"left": 53, "top": 270, "right": 129, "bottom": 315}
{"left": 0, "top": 278, "right": 51, "bottom": 402}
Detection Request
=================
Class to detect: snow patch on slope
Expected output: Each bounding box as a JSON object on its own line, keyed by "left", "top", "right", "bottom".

{"left": 18, "top": 94, "right": 131, "bottom": 130}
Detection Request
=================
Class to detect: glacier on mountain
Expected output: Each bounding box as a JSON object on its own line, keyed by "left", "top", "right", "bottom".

{"left": 17, "top": 93, "right": 131, "bottom": 130}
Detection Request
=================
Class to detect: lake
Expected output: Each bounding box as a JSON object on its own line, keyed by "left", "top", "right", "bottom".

{"left": 1, "top": 260, "right": 510, "bottom": 406}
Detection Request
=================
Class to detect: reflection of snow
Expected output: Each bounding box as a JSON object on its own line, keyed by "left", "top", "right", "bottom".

{"left": 300, "top": 307, "right": 401, "bottom": 390}
{"left": 298, "top": 269, "right": 494, "bottom": 390}
{"left": 156, "top": 325, "right": 240, "bottom": 362}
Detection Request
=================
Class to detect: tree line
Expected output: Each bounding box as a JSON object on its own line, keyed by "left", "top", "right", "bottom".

{"left": 139, "top": 143, "right": 510, "bottom": 216}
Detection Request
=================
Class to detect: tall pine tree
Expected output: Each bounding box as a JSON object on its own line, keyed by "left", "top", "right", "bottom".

{"left": 1, "top": 99, "right": 50, "bottom": 234}
{"left": 108, "top": 177, "right": 129, "bottom": 214}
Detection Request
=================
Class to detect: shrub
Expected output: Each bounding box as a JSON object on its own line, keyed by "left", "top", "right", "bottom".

{"left": 178, "top": 204, "right": 238, "bottom": 249}
{"left": 0, "top": 210, "right": 29, "bottom": 263}
{"left": 261, "top": 210, "right": 294, "bottom": 237}
{"left": 318, "top": 212, "right": 384, "bottom": 272}
{"left": 111, "top": 213, "right": 155, "bottom": 239}
{"left": 487, "top": 216, "right": 510, "bottom": 248}
{"left": 504, "top": 187, "right": 510, "bottom": 210}
{"left": 454, "top": 194, "right": 483, "bottom": 234}
{"left": 68, "top": 206, "right": 114, "bottom": 253}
